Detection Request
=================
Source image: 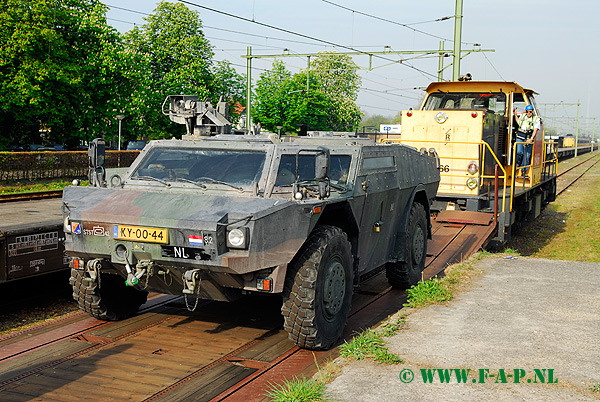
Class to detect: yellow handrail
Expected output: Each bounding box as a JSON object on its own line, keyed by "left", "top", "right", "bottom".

{"left": 381, "top": 139, "right": 508, "bottom": 214}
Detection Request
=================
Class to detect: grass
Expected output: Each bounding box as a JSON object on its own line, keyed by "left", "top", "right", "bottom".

{"left": 404, "top": 278, "right": 452, "bottom": 308}
{"left": 0, "top": 180, "right": 87, "bottom": 194}
{"left": 404, "top": 250, "right": 491, "bottom": 309}
{"left": 338, "top": 327, "right": 403, "bottom": 364}
{"left": 591, "top": 383, "right": 600, "bottom": 393}
{"left": 504, "top": 152, "right": 600, "bottom": 262}
{"left": 378, "top": 315, "right": 406, "bottom": 337}
{"left": 265, "top": 377, "right": 331, "bottom": 402}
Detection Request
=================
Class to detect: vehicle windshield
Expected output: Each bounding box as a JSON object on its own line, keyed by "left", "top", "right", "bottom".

{"left": 423, "top": 92, "right": 507, "bottom": 115}
{"left": 131, "top": 147, "right": 266, "bottom": 186}
{"left": 275, "top": 154, "right": 351, "bottom": 186}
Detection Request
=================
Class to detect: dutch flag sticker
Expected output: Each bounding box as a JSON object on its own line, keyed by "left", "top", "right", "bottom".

{"left": 188, "top": 235, "right": 203, "bottom": 246}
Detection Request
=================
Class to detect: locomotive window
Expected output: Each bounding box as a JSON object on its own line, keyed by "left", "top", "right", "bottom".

{"left": 424, "top": 92, "right": 506, "bottom": 115}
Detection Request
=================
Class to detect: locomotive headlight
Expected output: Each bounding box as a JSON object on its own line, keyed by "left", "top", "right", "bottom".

{"left": 467, "top": 161, "right": 479, "bottom": 175}
{"left": 466, "top": 178, "right": 478, "bottom": 190}
{"left": 227, "top": 227, "right": 248, "bottom": 249}
{"left": 64, "top": 215, "right": 72, "bottom": 233}
{"left": 434, "top": 111, "right": 448, "bottom": 124}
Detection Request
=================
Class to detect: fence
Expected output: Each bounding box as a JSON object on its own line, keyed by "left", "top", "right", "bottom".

{"left": 0, "top": 151, "right": 140, "bottom": 182}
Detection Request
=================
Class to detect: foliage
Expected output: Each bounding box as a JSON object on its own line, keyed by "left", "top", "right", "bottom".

{"left": 210, "top": 60, "right": 246, "bottom": 124}
{"left": 0, "top": 150, "right": 138, "bottom": 182}
{"left": 0, "top": 180, "right": 88, "bottom": 194}
{"left": 265, "top": 377, "right": 331, "bottom": 402}
{"left": 123, "top": 1, "right": 215, "bottom": 140}
{"left": 253, "top": 60, "right": 293, "bottom": 132}
{"left": 253, "top": 52, "right": 362, "bottom": 133}
{"left": 0, "top": 0, "right": 127, "bottom": 148}
{"left": 359, "top": 113, "right": 392, "bottom": 131}
{"left": 339, "top": 328, "right": 403, "bottom": 364}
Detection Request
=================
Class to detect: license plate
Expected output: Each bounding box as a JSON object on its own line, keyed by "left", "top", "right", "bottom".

{"left": 113, "top": 225, "right": 168, "bottom": 244}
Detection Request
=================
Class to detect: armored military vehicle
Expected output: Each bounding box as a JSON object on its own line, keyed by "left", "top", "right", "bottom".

{"left": 63, "top": 96, "right": 440, "bottom": 350}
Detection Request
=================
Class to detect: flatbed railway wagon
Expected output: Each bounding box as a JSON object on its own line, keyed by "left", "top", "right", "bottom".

{"left": 382, "top": 81, "right": 557, "bottom": 244}
{"left": 0, "top": 200, "right": 68, "bottom": 284}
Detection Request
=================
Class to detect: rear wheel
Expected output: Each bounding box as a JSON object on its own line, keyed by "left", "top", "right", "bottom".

{"left": 70, "top": 268, "right": 148, "bottom": 321}
{"left": 282, "top": 226, "right": 353, "bottom": 350}
{"left": 386, "top": 202, "right": 427, "bottom": 289}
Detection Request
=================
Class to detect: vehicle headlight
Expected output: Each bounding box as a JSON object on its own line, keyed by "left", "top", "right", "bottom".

{"left": 466, "top": 178, "right": 478, "bottom": 190}
{"left": 227, "top": 228, "right": 248, "bottom": 249}
{"left": 64, "top": 216, "right": 72, "bottom": 233}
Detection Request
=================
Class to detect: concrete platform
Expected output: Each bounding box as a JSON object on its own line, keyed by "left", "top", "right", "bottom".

{"left": 0, "top": 198, "right": 63, "bottom": 230}
{"left": 326, "top": 257, "right": 600, "bottom": 401}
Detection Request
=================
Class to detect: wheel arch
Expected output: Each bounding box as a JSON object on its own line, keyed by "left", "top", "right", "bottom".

{"left": 406, "top": 185, "right": 433, "bottom": 239}
{"left": 312, "top": 201, "right": 360, "bottom": 277}
{"left": 391, "top": 185, "right": 432, "bottom": 264}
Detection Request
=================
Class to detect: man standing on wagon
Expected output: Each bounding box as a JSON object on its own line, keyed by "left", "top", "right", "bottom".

{"left": 514, "top": 104, "right": 541, "bottom": 168}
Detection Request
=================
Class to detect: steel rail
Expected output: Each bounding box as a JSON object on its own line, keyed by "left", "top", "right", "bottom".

{"left": 0, "top": 190, "right": 63, "bottom": 203}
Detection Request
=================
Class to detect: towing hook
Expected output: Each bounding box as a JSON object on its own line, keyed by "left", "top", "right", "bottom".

{"left": 125, "top": 268, "right": 146, "bottom": 287}
{"left": 86, "top": 259, "right": 103, "bottom": 281}
{"left": 182, "top": 269, "right": 202, "bottom": 294}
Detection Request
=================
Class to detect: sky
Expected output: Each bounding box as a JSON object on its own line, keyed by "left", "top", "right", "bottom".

{"left": 105, "top": 0, "right": 599, "bottom": 137}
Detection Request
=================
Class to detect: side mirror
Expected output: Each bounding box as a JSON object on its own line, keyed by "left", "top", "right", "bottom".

{"left": 315, "top": 150, "right": 330, "bottom": 180}
{"left": 88, "top": 138, "right": 106, "bottom": 187}
{"left": 315, "top": 150, "right": 330, "bottom": 199}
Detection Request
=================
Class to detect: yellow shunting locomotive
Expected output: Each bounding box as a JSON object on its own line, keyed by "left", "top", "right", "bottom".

{"left": 383, "top": 81, "right": 557, "bottom": 243}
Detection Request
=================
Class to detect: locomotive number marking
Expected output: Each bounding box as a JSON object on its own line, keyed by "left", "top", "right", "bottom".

{"left": 113, "top": 225, "right": 168, "bottom": 244}
{"left": 438, "top": 165, "right": 450, "bottom": 173}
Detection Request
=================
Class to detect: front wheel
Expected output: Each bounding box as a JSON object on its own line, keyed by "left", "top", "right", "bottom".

{"left": 70, "top": 268, "right": 148, "bottom": 321}
{"left": 282, "top": 226, "right": 354, "bottom": 350}
{"left": 386, "top": 202, "right": 427, "bottom": 289}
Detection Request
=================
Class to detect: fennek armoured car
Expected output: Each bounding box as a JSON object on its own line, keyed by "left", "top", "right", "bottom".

{"left": 63, "top": 96, "right": 440, "bottom": 350}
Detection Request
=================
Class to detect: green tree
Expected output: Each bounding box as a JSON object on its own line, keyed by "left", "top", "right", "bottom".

{"left": 253, "top": 53, "right": 363, "bottom": 133}
{"left": 309, "top": 52, "right": 362, "bottom": 131}
{"left": 253, "top": 60, "right": 293, "bottom": 132}
{"left": 123, "top": 1, "right": 215, "bottom": 140}
{"left": 210, "top": 60, "right": 246, "bottom": 125}
{"left": 0, "top": 0, "right": 126, "bottom": 148}
{"left": 360, "top": 113, "right": 391, "bottom": 131}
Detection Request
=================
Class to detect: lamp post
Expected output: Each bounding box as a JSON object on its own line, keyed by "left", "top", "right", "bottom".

{"left": 115, "top": 114, "right": 125, "bottom": 151}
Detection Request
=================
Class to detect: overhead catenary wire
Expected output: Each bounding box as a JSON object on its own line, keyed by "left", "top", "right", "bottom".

{"left": 177, "top": 0, "right": 440, "bottom": 81}
{"left": 320, "top": 0, "right": 477, "bottom": 45}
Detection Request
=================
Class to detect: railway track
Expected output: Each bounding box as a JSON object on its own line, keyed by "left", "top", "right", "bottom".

{"left": 0, "top": 190, "right": 63, "bottom": 203}
{"left": 0, "top": 272, "right": 404, "bottom": 402}
{"left": 556, "top": 152, "right": 600, "bottom": 195}
{"left": 1, "top": 151, "right": 598, "bottom": 401}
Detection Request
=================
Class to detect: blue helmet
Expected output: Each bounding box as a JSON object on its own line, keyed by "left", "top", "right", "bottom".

{"left": 525, "top": 105, "right": 534, "bottom": 111}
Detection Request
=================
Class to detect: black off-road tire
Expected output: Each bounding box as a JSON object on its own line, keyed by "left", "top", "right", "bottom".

{"left": 386, "top": 202, "right": 427, "bottom": 289}
{"left": 70, "top": 269, "right": 148, "bottom": 321}
{"left": 282, "top": 225, "right": 354, "bottom": 350}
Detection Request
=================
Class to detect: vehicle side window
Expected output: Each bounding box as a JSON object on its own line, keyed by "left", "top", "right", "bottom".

{"left": 275, "top": 154, "right": 352, "bottom": 186}
{"left": 361, "top": 155, "right": 395, "bottom": 171}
